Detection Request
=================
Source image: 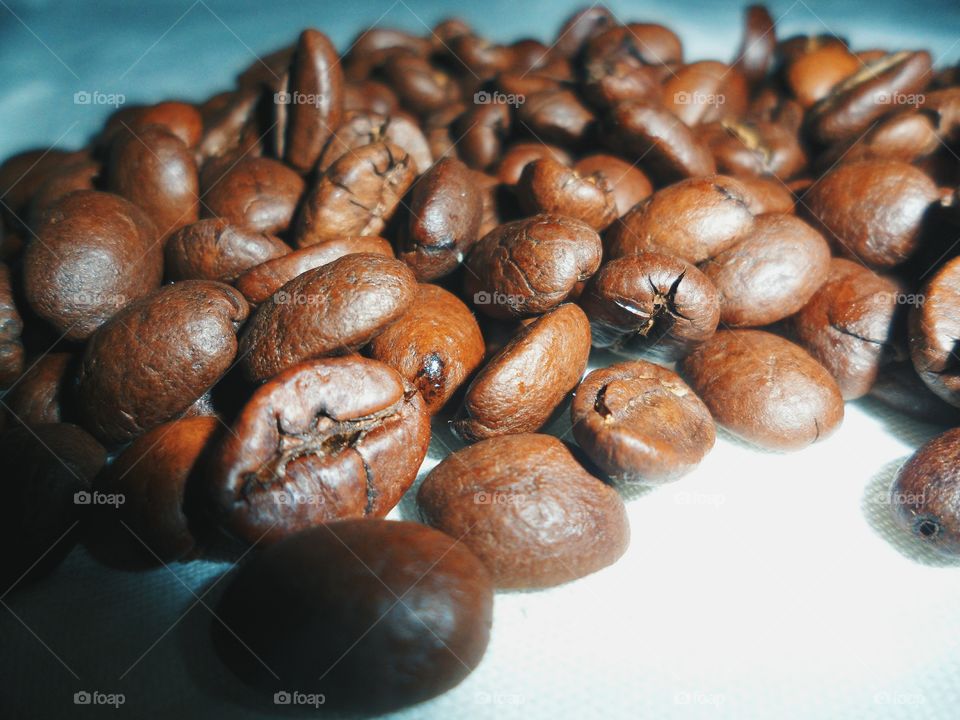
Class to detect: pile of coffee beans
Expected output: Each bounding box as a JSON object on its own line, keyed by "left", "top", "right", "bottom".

{"left": 2, "top": 4, "right": 959, "bottom": 712}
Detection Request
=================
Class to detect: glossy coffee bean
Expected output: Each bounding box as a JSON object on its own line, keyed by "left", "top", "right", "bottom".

{"left": 209, "top": 357, "right": 429, "bottom": 545}
{"left": 368, "top": 284, "right": 485, "bottom": 415}
{"left": 496, "top": 142, "right": 572, "bottom": 185}
{"left": 464, "top": 214, "right": 602, "bottom": 319}
{"left": 25, "top": 190, "right": 162, "bottom": 340}
{"left": 585, "top": 23, "right": 683, "bottom": 72}
{"left": 418, "top": 433, "right": 629, "bottom": 588}
{"left": 553, "top": 6, "right": 616, "bottom": 58}
{"left": 890, "top": 428, "right": 960, "bottom": 556}
{"left": 785, "top": 43, "right": 861, "bottom": 108}
{"left": 699, "top": 119, "right": 806, "bottom": 180}
{"left": 909, "top": 255, "right": 960, "bottom": 407}
{"left": 196, "top": 89, "right": 259, "bottom": 163}
{"left": 5, "top": 352, "right": 73, "bottom": 426}
{"left": 203, "top": 157, "right": 305, "bottom": 235}
{"left": 681, "top": 330, "right": 844, "bottom": 451}
{"left": 77, "top": 281, "right": 248, "bottom": 444}
{"left": 572, "top": 360, "right": 715, "bottom": 483}
{"left": 735, "top": 4, "right": 776, "bottom": 85}
{"left": 342, "top": 79, "right": 401, "bottom": 116}
{"left": 582, "top": 53, "right": 662, "bottom": 109}
{"left": 214, "top": 520, "right": 492, "bottom": 712}
{"left": 516, "top": 89, "right": 595, "bottom": 147}
{"left": 240, "top": 253, "right": 416, "bottom": 381}
{"left": 700, "top": 213, "right": 830, "bottom": 327}
{"left": 453, "top": 303, "right": 590, "bottom": 441}
{"left": 295, "top": 142, "right": 415, "bottom": 247}
{"left": 663, "top": 61, "right": 748, "bottom": 126}
{"left": 234, "top": 235, "right": 393, "bottom": 305}
{"left": 816, "top": 109, "right": 940, "bottom": 167}
{"left": 317, "top": 110, "right": 431, "bottom": 173}
{"left": 164, "top": 218, "right": 290, "bottom": 282}
{"left": 382, "top": 53, "right": 461, "bottom": 115}
{"left": 455, "top": 102, "right": 511, "bottom": 172}
{"left": 573, "top": 154, "right": 652, "bottom": 217}
{"left": 129, "top": 101, "right": 204, "bottom": 148}
{"left": 0, "top": 262, "right": 24, "bottom": 387}
{"left": 793, "top": 258, "right": 903, "bottom": 399}
{"left": 517, "top": 157, "right": 618, "bottom": 231}
{"left": 580, "top": 253, "right": 720, "bottom": 359}
{"left": 397, "top": 157, "right": 483, "bottom": 281}
{"left": 735, "top": 174, "right": 796, "bottom": 214}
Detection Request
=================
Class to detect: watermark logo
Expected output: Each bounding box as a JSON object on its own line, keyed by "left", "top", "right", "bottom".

{"left": 73, "top": 90, "right": 125, "bottom": 108}
{"left": 874, "top": 690, "right": 926, "bottom": 706}
{"left": 475, "top": 691, "right": 524, "bottom": 706}
{"left": 273, "top": 290, "right": 321, "bottom": 306}
{"left": 74, "top": 690, "right": 125, "bottom": 708}
{"left": 74, "top": 490, "right": 125, "bottom": 508}
{"left": 674, "top": 491, "right": 726, "bottom": 507}
{"left": 673, "top": 91, "right": 726, "bottom": 107}
{"left": 675, "top": 691, "right": 725, "bottom": 707}
{"left": 273, "top": 690, "right": 326, "bottom": 707}
{"left": 474, "top": 491, "right": 526, "bottom": 506}
{"left": 473, "top": 90, "right": 525, "bottom": 107}
{"left": 473, "top": 290, "right": 526, "bottom": 310}
{"left": 874, "top": 90, "right": 924, "bottom": 108}
{"left": 72, "top": 290, "right": 127, "bottom": 307}
{"left": 274, "top": 91, "right": 327, "bottom": 108}
{"left": 276, "top": 491, "right": 326, "bottom": 506}
{"left": 873, "top": 291, "right": 925, "bottom": 307}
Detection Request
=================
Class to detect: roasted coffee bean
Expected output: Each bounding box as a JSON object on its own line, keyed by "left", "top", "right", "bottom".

{"left": 164, "top": 218, "right": 290, "bottom": 282}
{"left": 554, "top": 6, "right": 616, "bottom": 58}
{"left": 5, "top": 352, "right": 73, "bottom": 426}
{"left": 240, "top": 253, "right": 416, "bottom": 381}
{"left": 317, "top": 110, "right": 431, "bottom": 173}
{"left": 778, "top": 35, "right": 850, "bottom": 65}
{"left": 793, "top": 258, "right": 903, "bottom": 399}
{"left": 736, "top": 174, "right": 796, "bottom": 214}
{"left": 700, "top": 213, "right": 831, "bottom": 327}
{"left": 209, "top": 357, "right": 429, "bottom": 544}
{"left": 909, "top": 255, "right": 960, "bottom": 407}
{"left": 582, "top": 51, "right": 662, "bottom": 109}
{"left": 25, "top": 190, "right": 161, "bottom": 340}
{"left": 448, "top": 34, "right": 513, "bottom": 78}
{"left": 699, "top": 119, "right": 806, "bottom": 180}
{"left": 0, "top": 149, "right": 83, "bottom": 226}
{"left": 496, "top": 142, "right": 573, "bottom": 185}
{"left": 585, "top": 23, "right": 683, "bottom": 73}
{"left": 785, "top": 43, "right": 861, "bottom": 108}
{"left": 418, "top": 433, "right": 629, "bottom": 588}
{"left": 572, "top": 360, "right": 715, "bottom": 483}
{"left": 344, "top": 28, "right": 431, "bottom": 80}
{"left": 98, "top": 416, "right": 218, "bottom": 561}
{"left": 455, "top": 102, "right": 511, "bottom": 172}
{"left": 871, "top": 361, "right": 960, "bottom": 425}
{"left": 28, "top": 156, "right": 100, "bottom": 227}
{"left": 423, "top": 102, "right": 467, "bottom": 161}
{"left": 234, "top": 235, "right": 393, "bottom": 304}
{"left": 368, "top": 284, "right": 485, "bottom": 414}
{"left": 382, "top": 53, "right": 460, "bottom": 115}
{"left": 0, "top": 261, "right": 24, "bottom": 387}
{"left": 803, "top": 159, "right": 938, "bottom": 268}
{"left": 681, "top": 330, "right": 844, "bottom": 450}
{"left": 815, "top": 109, "right": 940, "bottom": 167}
{"left": 921, "top": 87, "right": 960, "bottom": 143}
{"left": 0, "top": 423, "right": 105, "bottom": 590}
{"left": 295, "top": 142, "right": 415, "bottom": 247}
{"left": 735, "top": 5, "right": 776, "bottom": 85}
{"left": 517, "top": 157, "right": 618, "bottom": 231}
{"left": 203, "top": 157, "right": 305, "bottom": 235}
{"left": 77, "top": 281, "right": 248, "bottom": 444}
{"left": 516, "top": 89, "right": 595, "bottom": 147}
{"left": 343, "top": 79, "right": 401, "bottom": 116}
{"left": 573, "top": 154, "right": 652, "bottom": 217}
{"left": 196, "top": 89, "right": 260, "bottom": 163}
{"left": 214, "top": 519, "right": 491, "bottom": 712}
{"left": 663, "top": 61, "right": 748, "bottom": 126}
{"left": 397, "top": 157, "right": 483, "bottom": 280}
{"left": 129, "top": 101, "right": 204, "bottom": 149}
{"left": 464, "top": 214, "right": 602, "bottom": 319}
{"left": 472, "top": 170, "right": 503, "bottom": 237}
{"left": 748, "top": 86, "right": 805, "bottom": 134}
{"left": 580, "top": 252, "right": 720, "bottom": 359}
{"left": 606, "top": 175, "right": 755, "bottom": 264}
{"left": 890, "top": 428, "right": 960, "bottom": 556}
{"left": 453, "top": 303, "right": 590, "bottom": 441}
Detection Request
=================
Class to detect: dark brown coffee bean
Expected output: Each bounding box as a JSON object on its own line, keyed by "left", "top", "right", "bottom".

{"left": 317, "top": 110, "right": 431, "bottom": 173}
{"left": 606, "top": 175, "right": 755, "bottom": 264}
{"left": 585, "top": 23, "right": 683, "bottom": 72}
{"left": 573, "top": 154, "right": 652, "bottom": 217}
{"left": 196, "top": 89, "right": 260, "bottom": 163}
{"left": 803, "top": 159, "right": 938, "bottom": 268}
{"left": 909, "top": 255, "right": 960, "bottom": 407}
{"left": 383, "top": 53, "right": 460, "bottom": 115}
{"left": 129, "top": 101, "right": 204, "bottom": 149}
{"left": 368, "top": 284, "right": 484, "bottom": 415}
{"left": 785, "top": 43, "right": 861, "bottom": 108}
{"left": 164, "top": 218, "right": 289, "bottom": 282}
{"left": 816, "top": 109, "right": 940, "bottom": 168}
{"left": 793, "top": 258, "right": 903, "bottom": 399}
{"left": 700, "top": 213, "right": 831, "bottom": 327}
{"left": 735, "top": 5, "right": 776, "bottom": 85}
{"left": 397, "top": 157, "right": 483, "bottom": 281}
{"left": 0, "top": 261, "right": 24, "bottom": 387}
{"left": 209, "top": 357, "right": 429, "bottom": 544}
{"left": 5, "top": 352, "right": 73, "bottom": 426}
{"left": 422, "top": 102, "right": 467, "bottom": 161}
{"left": 203, "top": 157, "right": 305, "bottom": 235}
{"left": 77, "top": 281, "right": 248, "bottom": 444}
{"left": 418, "top": 433, "right": 629, "bottom": 588}
{"left": 214, "top": 519, "right": 491, "bottom": 712}
{"left": 699, "top": 119, "right": 807, "bottom": 180}
{"left": 496, "top": 142, "right": 572, "bottom": 185}
{"left": 517, "top": 157, "right": 618, "bottom": 231}
{"left": 25, "top": 190, "right": 161, "bottom": 340}
{"left": 871, "top": 361, "right": 960, "bottom": 425}
{"left": 342, "top": 79, "right": 400, "bottom": 116}
{"left": 453, "top": 303, "right": 590, "bottom": 441}
{"left": 516, "top": 89, "right": 595, "bottom": 147}
{"left": 572, "top": 360, "right": 715, "bottom": 483}
{"left": 890, "top": 428, "right": 960, "bottom": 556}
{"left": 921, "top": 87, "right": 960, "bottom": 143}
{"left": 99, "top": 416, "right": 218, "bottom": 561}
{"left": 681, "top": 329, "right": 844, "bottom": 450}
{"left": 464, "top": 214, "right": 602, "bottom": 319}
{"left": 582, "top": 53, "right": 663, "bottom": 109}
{"left": 472, "top": 170, "right": 502, "bottom": 237}
{"left": 580, "top": 252, "right": 720, "bottom": 359}
{"left": 240, "top": 253, "right": 416, "bottom": 381}
{"left": 344, "top": 28, "right": 431, "bottom": 80}
{"left": 454, "top": 102, "right": 511, "bottom": 172}
{"left": 553, "top": 6, "right": 616, "bottom": 57}
{"left": 295, "top": 141, "right": 415, "bottom": 247}
{"left": 0, "top": 149, "right": 82, "bottom": 227}
{"left": 663, "top": 61, "right": 748, "bottom": 126}
{"left": 748, "top": 86, "right": 805, "bottom": 134}
{"left": 28, "top": 156, "right": 101, "bottom": 228}
{"left": 283, "top": 30, "right": 344, "bottom": 173}
{"left": 234, "top": 235, "right": 393, "bottom": 305}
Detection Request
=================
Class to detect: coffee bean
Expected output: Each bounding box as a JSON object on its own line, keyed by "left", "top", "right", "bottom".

{"left": 28, "top": 155, "right": 100, "bottom": 228}
{"left": 785, "top": 43, "right": 861, "bottom": 108}
{"left": 573, "top": 154, "right": 652, "bottom": 217}
{"left": 663, "top": 61, "right": 748, "bottom": 126}
{"left": 453, "top": 303, "right": 590, "bottom": 441}
{"left": 585, "top": 23, "right": 683, "bottom": 72}
{"left": 517, "top": 157, "right": 618, "bottom": 231}
{"left": 317, "top": 110, "right": 431, "bottom": 173}
{"left": 572, "top": 360, "right": 715, "bottom": 483}
{"left": 240, "top": 253, "right": 416, "bottom": 381}
{"left": 735, "top": 5, "right": 776, "bottom": 85}
{"left": 681, "top": 329, "right": 844, "bottom": 451}
{"left": 890, "top": 428, "right": 960, "bottom": 556}
{"left": 496, "top": 142, "right": 572, "bottom": 185}
{"left": 343, "top": 79, "right": 401, "bottom": 116}
{"left": 203, "top": 157, "right": 305, "bottom": 235}
{"left": 77, "top": 281, "right": 248, "bottom": 444}
{"left": 214, "top": 519, "right": 491, "bottom": 711}
{"left": 129, "top": 101, "right": 204, "bottom": 149}
{"left": 382, "top": 52, "right": 461, "bottom": 115}
{"left": 909, "top": 255, "right": 960, "bottom": 407}
{"left": 164, "top": 218, "right": 290, "bottom": 282}
{"left": 5, "top": 352, "right": 73, "bottom": 426}
{"left": 815, "top": 109, "right": 940, "bottom": 168}
{"left": 344, "top": 29, "right": 431, "bottom": 81}
{"left": 0, "top": 149, "right": 84, "bottom": 227}
{"left": 209, "top": 357, "right": 429, "bottom": 544}
{"left": 735, "top": 174, "right": 797, "bottom": 214}
{"left": 516, "top": 89, "right": 595, "bottom": 147}
{"left": 196, "top": 89, "right": 259, "bottom": 164}
{"left": 699, "top": 119, "right": 807, "bottom": 180}
{"left": 417, "top": 433, "right": 629, "bottom": 588}
{"left": 0, "top": 261, "right": 24, "bottom": 387}
{"left": 871, "top": 361, "right": 960, "bottom": 425}
{"left": 553, "top": 6, "right": 616, "bottom": 58}
{"left": 368, "top": 284, "right": 484, "bottom": 414}
{"left": 455, "top": 102, "right": 511, "bottom": 171}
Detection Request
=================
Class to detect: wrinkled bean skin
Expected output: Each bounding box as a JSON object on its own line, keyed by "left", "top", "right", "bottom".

{"left": 573, "top": 154, "right": 653, "bottom": 217}
{"left": 418, "top": 433, "right": 629, "bottom": 588}
{"left": 0, "top": 262, "right": 24, "bottom": 387}
{"left": 398, "top": 157, "right": 483, "bottom": 281}
{"left": 572, "top": 360, "right": 715, "bottom": 483}
{"left": 453, "top": 303, "right": 591, "bottom": 442}
{"left": 25, "top": 190, "right": 162, "bottom": 341}
{"left": 203, "top": 157, "right": 305, "bottom": 235}
{"left": 681, "top": 330, "right": 844, "bottom": 451}
{"left": 208, "top": 358, "right": 430, "bottom": 545}
{"left": 368, "top": 284, "right": 484, "bottom": 414}
{"left": 234, "top": 235, "right": 393, "bottom": 305}
{"left": 164, "top": 218, "right": 290, "bottom": 282}
{"left": 240, "top": 253, "right": 416, "bottom": 381}
{"left": 318, "top": 111, "right": 431, "bottom": 173}
{"left": 517, "top": 158, "right": 618, "bottom": 231}
{"left": 909, "top": 255, "right": 960, "bottom": 407}
{"left": 5, "top": 352, "right": 73, "bottom": 426}
{"left": 699, "top": 119, "right": 806, "bottom": 180}
{"left": 77, "top": 281, "right": 249, "bottom": 444}
{"left": 700, "top": 213, "right": 831, "bottom": 327}
{"left": 464, "top": 214, "right": 602, "bottom": 319}
{"left": 793, "top": 258, "right": 903, "bottom": 400}
{"left": 213, "top": 520, "right": 492, "bottom": 712}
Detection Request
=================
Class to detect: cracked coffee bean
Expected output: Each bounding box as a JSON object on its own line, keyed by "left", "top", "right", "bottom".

{"left": 909, "top": 255, "right": 960, "bottom": 407}
{"left": 698, "top": 119, "right": 806, "bottom": 180}
{"left": 573, "top": 154, "right": 652, "bottom": 217}
{"left": 317, "top": 110, "right": 431, "bottom": 173}
{"left": 516, "top": 157, "right": 618, "bottom": 231}
{"left": 164, "top": 218, "right": 290, "bottom": 283}
{"left": 208, "top": 357, "right": 430, "bottom": 545}
{"left": 203, "top": 157, "right": 306, "bottom": 235}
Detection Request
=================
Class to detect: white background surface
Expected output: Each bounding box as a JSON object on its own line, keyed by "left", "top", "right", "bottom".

{"left": 2, "top": 1, "right": 960, "bottom": 718}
